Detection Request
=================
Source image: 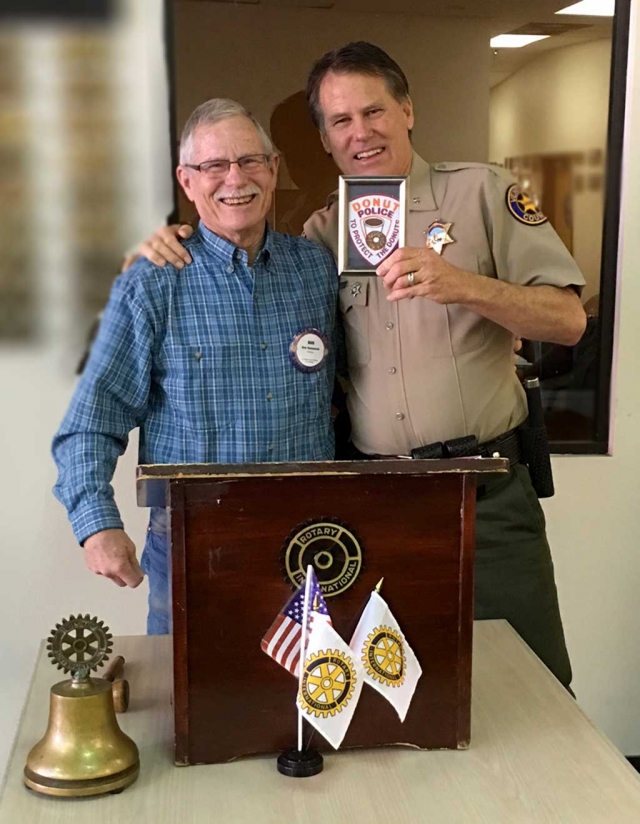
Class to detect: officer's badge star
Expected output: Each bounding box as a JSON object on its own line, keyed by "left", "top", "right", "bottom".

{"left": 425, "top": 221, "right": 454, "bottom": 255}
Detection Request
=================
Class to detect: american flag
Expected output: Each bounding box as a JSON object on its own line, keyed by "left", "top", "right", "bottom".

{"left": 261, "top": 569, "right": 331, "bottom": 677}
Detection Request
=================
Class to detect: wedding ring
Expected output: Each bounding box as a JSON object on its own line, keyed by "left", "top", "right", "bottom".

{"left": 407, "top": 272, "right": 415, "bottom": 285}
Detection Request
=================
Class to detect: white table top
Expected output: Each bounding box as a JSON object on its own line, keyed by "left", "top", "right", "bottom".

{"left": 2, "top": 620, "right": 639, "bottom": 823}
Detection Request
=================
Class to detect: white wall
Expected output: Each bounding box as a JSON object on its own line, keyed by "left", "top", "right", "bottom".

{"left": 545, "top": 5, "right": 640, "bottom": 754}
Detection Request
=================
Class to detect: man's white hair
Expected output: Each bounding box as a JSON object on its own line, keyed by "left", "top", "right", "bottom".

{"left": 179, "top": 98, "right": 274, "bottom": 164}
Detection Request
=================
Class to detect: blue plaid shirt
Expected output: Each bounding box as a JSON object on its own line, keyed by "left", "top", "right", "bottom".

{"left": 53, "top": 222, "right": 338, "bottom": 544}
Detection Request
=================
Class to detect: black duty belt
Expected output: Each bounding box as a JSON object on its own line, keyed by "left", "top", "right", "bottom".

{"left": 409, "top": 428, "right": 521, "bottom": 467}
{"left": 355, "top": 428, "right": 522, "bottom": 467}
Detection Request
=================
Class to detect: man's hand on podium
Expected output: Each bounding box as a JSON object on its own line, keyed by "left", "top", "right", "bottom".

{"left": 83, "top": 529, "right": 144, "bottom": 588}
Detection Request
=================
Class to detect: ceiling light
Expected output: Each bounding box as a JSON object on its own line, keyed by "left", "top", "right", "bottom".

{"left": 556, "top": 0, "right": 614, "bottom": 16}
{"left": 490, "top": 35, "right": 550, "bottom": 48}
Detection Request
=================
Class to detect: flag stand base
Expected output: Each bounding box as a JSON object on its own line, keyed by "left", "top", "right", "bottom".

{"left": 277, "top": 748, "right": 324, "bottom": 778}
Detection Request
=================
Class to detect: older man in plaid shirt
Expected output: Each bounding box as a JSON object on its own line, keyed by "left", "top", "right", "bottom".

{"left": 52, "top": 99, "right": 338, "bottom": 634}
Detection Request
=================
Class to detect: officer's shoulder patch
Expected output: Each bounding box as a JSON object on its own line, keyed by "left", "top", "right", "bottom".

{"left": 505, "top": 183, "right": 548, "bottom": 226}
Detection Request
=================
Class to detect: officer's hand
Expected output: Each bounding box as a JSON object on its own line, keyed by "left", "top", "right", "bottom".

{"left": 377, "top": 246, "right": 473, "bottom": 304}
{"left": 83, "top": 528, "right": 144, "bottom": 588}
{"left": 139, "top": 224, "right": 194, "bottom": 269}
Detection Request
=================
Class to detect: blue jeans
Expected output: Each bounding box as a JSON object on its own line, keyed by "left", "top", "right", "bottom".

{"left": 140, "top": 529, "right": 171, "bottom": 635}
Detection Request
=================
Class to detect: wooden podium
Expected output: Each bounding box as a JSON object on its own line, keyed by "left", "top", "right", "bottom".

{"left": 137, "top": 458, "right": 507, "bottom": 765}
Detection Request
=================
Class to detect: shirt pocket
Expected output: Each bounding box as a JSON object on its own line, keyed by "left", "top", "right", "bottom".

{"left": 162, "top": 343, "right": 238, "bottom": 431}
{"left": 338, "top": 277, "right": 371, "bottom": 368}
{"left": 445, "top": 256, "right": 494, "bottom": 355}
{"left": 446, "top": 304, "right": 486, "bottom": 355}
{"left": 292, "top": 367, "right": 330, "bottom": 420}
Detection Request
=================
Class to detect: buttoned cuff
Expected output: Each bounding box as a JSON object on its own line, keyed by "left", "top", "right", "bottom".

{"left": 71, "top": 502, "right": 124, "bottom": 547}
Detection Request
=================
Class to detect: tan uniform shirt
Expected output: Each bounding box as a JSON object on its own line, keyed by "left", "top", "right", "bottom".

{"left": 303, "top": 153, "right": 586, "bottom": 455}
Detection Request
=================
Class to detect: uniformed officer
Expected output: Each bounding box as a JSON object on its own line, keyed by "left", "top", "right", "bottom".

{"left": 136, "top": 42, "right": 586, "bottom": 688}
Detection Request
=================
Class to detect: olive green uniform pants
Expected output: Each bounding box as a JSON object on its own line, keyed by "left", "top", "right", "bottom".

{"left": 474, "top": 463, "right": 572, "bottom": 689}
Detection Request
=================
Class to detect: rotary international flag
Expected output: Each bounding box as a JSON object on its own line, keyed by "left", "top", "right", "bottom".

{"left": 349, "top": 589, "right": 422, "bottom": 722}
{"left": 261, "top": 570, "right": 330, "bottom": 677}
{"left": 296, "top": 606, "right": 363, "bottom": 750}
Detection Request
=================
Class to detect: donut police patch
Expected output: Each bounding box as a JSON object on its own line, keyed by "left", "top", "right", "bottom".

{"left": 348, "top": 193, "right": 402, "bottom": 265}
{"left": 506, "top": 184, "right": 548, "bottom": 226}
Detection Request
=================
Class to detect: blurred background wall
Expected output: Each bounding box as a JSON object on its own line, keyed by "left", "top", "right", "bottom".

{"left": 489, "top": 38, "right": 612, "bottom": 305}
{"left": 172, "top": 5, "right": 491, "bottom": 165}
{"left": 0, "top": 0, "right": 172, "bottom": 776}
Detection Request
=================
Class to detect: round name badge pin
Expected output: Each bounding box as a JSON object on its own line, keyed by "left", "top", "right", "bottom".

{"left": 289, "top": 328, "right": 329, "bottom": 373}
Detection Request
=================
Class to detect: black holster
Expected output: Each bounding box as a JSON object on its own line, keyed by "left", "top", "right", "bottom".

{"left": 520, "top": 377, "right": 555, "bottom": 498}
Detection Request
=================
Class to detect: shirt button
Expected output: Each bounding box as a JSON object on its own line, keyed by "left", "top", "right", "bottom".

{"left": 226, "top": 265, "right": 233, "bottom": 273}
{"left": 388, "top": 366, "right": 397, "bottom": 374}
{"left": 386, "top": 322, "right": 394, "bottom": 331}
{"left": 261, "top": 342, "right": 268, "bottom": 350}
{"left": 194, "top": 351, "right": 202, "bottom": 361}
{"left": 268, "top": 443, "right": 274, "bottom": 451}
{"left": 395, "top": 412, "right": 405, "bottom": 421}
{"left": 266, "top": 392, "right": 273, "bottom": 400}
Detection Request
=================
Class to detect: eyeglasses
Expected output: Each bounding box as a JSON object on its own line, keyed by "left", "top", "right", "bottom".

{"left": 183, "top": 153, "right": 271, "bottom": 178}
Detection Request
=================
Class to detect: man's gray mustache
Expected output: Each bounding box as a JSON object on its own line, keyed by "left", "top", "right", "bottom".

{"left": 215, "top": 186, "right": 261, "bottom": 201}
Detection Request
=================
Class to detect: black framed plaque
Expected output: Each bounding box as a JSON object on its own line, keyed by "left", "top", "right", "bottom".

{"left": 338, "top": 175, "right": 408, "bottom": 275}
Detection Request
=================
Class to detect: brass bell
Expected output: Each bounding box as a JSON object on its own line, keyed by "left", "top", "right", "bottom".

{"left": 24, "top": 614, "right": 139, "bottom": 798}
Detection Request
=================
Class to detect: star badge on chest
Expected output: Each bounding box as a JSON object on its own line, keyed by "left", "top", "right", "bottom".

{"left": 425, "top": 221, "right": 455, "bottom": 255}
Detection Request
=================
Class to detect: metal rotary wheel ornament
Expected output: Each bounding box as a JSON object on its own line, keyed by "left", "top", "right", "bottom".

{"left": 46, "top": 614, "right": 113, "bottom": 679}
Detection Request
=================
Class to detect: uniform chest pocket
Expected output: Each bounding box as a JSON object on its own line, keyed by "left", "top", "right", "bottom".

{"left": 447, "top": 304, "right": 486, "bottom": 355}
{"left": 445, "top": 257, "right": 491, "bottom": 355}
{"left": 162, "top": 343, "right": 238, "bottom": 431}
{"left": 338, "top": 277, "right": 371, "bottom": 368}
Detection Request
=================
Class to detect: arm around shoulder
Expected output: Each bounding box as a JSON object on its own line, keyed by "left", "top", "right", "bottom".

{"left": 137, "top": 223, "right": 194, "bottom": 269}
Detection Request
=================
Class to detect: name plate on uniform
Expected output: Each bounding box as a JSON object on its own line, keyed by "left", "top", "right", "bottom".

{"left": 338, "top": 175, "right": 407, "bottom": 275}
